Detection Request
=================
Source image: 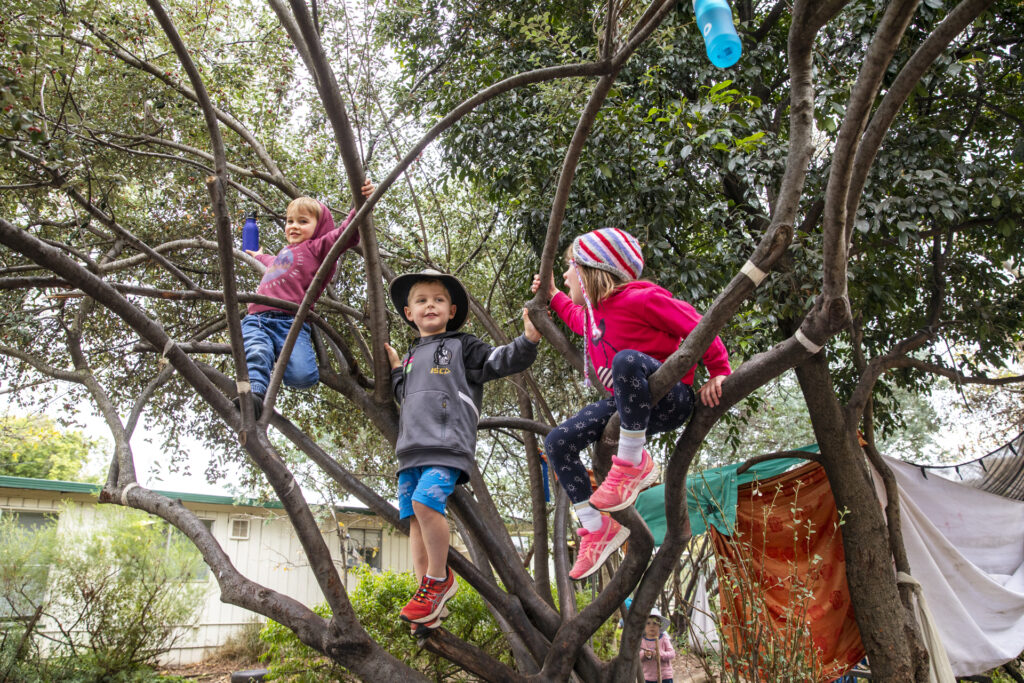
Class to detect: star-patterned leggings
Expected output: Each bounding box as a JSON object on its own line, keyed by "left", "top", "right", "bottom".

{"left": 544, "top": 349, "right": 696, "bottom": 505}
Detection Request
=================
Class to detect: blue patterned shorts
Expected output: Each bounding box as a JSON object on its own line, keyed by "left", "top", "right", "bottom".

{"left": 397, "top": 466, "right": 460, "bottom": 519}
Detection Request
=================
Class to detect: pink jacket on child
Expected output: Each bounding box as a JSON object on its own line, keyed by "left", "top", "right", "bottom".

{"left": 550, "top": 280, "right": 731, "bottom": 391}
{"left": 248, "top": 205, "right": 360, "bottom": 315}
{"left": 640, "top": 632, "right": 675, "bottom": 681}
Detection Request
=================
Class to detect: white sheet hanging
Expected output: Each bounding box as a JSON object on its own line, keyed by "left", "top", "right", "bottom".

{"left": 687, "top": 572, "right": 720, "bottom": 655}
{"left": 872, "top": 456, "right": 1024, "bottom": 676}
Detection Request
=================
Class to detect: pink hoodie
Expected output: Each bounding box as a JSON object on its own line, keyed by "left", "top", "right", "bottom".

{"left": 550, "top": 280, "right": 731, "bottom": 391}
{"left": 639, "top": 633, "right": 675, "bottom": 681}
{"left": 247, "top": 204, "right": 360, "bottom": 314}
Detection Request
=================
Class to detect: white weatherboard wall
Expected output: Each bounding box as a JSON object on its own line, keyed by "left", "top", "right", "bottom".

{"left": 0, "top": 477, "right": 413, "bottom": 665}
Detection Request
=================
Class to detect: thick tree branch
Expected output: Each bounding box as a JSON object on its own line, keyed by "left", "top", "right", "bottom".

{"left": 822, "top": 0, "right": 920, "bottom": 299}
{"left": 143, "top": 0, "right": 256, "bottom": 437}
{"left": 844, "top": 0, "right": 999, "bottom": 246}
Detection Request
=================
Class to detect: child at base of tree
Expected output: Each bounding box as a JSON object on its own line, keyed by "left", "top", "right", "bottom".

{"left": 239, "top": 179, "right": 374, "bottom": 418}
{"left": 531, "top": 228, "right": 731, "bottom": 580}
{"left": 640, "top": 608, "right": 675, "bottom": 683}
{"left": 385, "top": 269, "right": 541, "bottom": 633}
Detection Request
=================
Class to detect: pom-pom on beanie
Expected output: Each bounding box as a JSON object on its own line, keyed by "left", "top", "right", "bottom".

{"left": 571, "top": 228, "right": 644, "bottom": 282}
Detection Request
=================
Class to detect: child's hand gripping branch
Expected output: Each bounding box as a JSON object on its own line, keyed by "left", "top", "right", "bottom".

{"left": 530, "top": 228, "right": 731, "bottom": 581}
{"left": 387, "top": 269, "right": 539, "bottom": 635}
{"left": 236, "top": 178, "right": 375, "bottom": 419}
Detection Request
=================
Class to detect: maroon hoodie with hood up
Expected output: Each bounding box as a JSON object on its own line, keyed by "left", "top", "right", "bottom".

{"left": 247, "top": 203, "right": 359, "bottom": 315}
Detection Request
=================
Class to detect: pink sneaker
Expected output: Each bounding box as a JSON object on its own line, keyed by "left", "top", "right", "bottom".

{"left": 589, "top": 450, "right": 659, "bottom": 512}
{"left": 569, "top": 515, "right": 630, "bottom": 580}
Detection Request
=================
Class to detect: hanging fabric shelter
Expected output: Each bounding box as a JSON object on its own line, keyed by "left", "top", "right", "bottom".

{"left": 709, "top": 461, "right": 866, "bottom": 682}
{"left": 870, "top": 454, "right": 1024, "bottom": 676}
{"left": 910, "top": 430, "right": 1024, "bottom": 501}
{"left": 633, "top": 432, "right": 1024, "bottom": 679}
{"left": 633, "top": 445, "right": 817, "bottom": 543}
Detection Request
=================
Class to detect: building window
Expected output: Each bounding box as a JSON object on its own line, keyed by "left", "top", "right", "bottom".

{"left": 164, "top": 518, "right": 213, "bottom": 582}
{"left": 0, "top": 510, "right": 58, "bottom": 620}
{"left": 229, "top": 517, "right": 250, "bottom": 541}
{"left": 342, "top": 528, "right": 382, "bottom": 571}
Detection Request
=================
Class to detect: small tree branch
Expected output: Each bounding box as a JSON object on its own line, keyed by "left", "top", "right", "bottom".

{"left": 142, "top": 0, "right": 256, "bottom": 435}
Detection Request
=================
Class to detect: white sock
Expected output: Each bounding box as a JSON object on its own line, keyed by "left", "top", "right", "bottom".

{"left": 574, "top": 502, "right": 603, "bottom": 532}
{"left": 426, "top": 573, "right": 446, "bottom": 582}
{"left": 617, "top": 428, "right": 646, "bottom": 465}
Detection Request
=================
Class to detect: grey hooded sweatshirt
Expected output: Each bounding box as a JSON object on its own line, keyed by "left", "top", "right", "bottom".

{"left": 391, "top": 331, "right": 538, "bottom": 484}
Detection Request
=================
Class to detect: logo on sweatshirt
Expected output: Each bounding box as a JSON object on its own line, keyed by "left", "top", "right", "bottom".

{"left": 260, "top": 247, "right": 296, "bottom": 287}
{"left": 434, "top": 345, "right": 451, "bottom": 367}
{"left": 430, "top": 344, "right": 452, "bottom": 375}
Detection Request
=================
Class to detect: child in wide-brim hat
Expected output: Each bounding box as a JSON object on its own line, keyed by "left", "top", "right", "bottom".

{"left": 385, "top": 269, "right": 541, "bottom": 634}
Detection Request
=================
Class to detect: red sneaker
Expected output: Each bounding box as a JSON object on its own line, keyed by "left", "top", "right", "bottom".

{"left": 400, "top": 568, "right": 457, "bottom": 624}
{"left": 569, "top": 515, "right": 630, "bottom": 580}
{"left": 589, "top": 450, "right": 659, "bottom": 512}
{"left": 408, "top": 606, "right": 448, "bottom": 636}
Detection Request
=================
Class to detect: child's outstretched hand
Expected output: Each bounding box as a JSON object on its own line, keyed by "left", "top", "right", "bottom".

{"left": 384, "top": 343, "right": 402, "bottom": 370}
{"left": 522, "top": 308, "right": 542, "bottom": 343}
{"left": 244, "top": 248, "right": 264, "bottom": 257}
{"left": 531, "top": 273, "right": 557, "bottom": 298}
{"left": 360, "top": 178, "right": 375, "bottom": 198}
{"left": 698, "top": 374, "right": 725, "bottom": 408}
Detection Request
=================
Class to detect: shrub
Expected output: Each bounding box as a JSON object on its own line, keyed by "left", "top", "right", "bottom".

{"left": 260, "top": 568, "right": 515, "bottom": 681}
{"left": 213, "top": 618, "right": 268, "bottom": 664}
{"left": 0, "top": 504, "right": 207, "bottom": 680}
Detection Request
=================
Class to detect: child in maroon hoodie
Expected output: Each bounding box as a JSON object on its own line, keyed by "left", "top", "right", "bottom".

{"left": 240, "top": 180, "right": 373, "bottom": 417}
{"left": 531, "top": 228, "right": 731, "bottom": 580}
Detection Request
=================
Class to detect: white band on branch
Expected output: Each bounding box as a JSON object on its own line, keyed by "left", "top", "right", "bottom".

{"left": 795, "top": 329, "right": 823, "bottom": 354}
{"left": 236, "top": 381, "right": 251, "bottom": 394}
{"left": 159, "top": 339, "right": 175, "bottom": 366}
{"left": 741, "top": 260, "right": 767, "bottom": 285}
{"left": 121, "top": 481, "right": 139, "bottom": 505}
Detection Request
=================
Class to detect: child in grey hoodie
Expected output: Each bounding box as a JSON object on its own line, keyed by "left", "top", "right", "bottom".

{"left": 385, "top": 269, "right": 540, "bottom": 633}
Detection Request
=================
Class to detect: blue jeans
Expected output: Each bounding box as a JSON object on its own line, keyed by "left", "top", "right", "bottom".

{"left": 544, "top": 350, "right": 695, "bottom": 505}
{"left": 241, "top": 312, "right": 318, "bottom": 396}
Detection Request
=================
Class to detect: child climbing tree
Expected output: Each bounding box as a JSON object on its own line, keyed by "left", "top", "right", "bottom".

{"left": 0, "top": 0, "right": 1021, "bottom": 681}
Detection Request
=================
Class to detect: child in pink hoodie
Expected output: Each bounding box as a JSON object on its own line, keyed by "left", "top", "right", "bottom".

{"left": 640, "top": 608, "right": 676, "bottom": 683}
{"left": 240, "top": 180, "right": 373, "bottom": 417}
{"left": 532, "top": 228, "right": 731, "bottom": 580}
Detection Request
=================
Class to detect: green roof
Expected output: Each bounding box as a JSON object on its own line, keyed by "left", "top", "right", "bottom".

{"left": 0, "top": 475, "right": 371, "bottom": 514}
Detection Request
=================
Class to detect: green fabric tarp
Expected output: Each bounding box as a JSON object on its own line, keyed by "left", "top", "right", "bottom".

{"left": 634, "top": 445, "right": 820, "bottom": 544}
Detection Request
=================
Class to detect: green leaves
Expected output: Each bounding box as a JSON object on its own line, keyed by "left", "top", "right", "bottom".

{"left": 0, "top": 415, "right": 103, "bottom": 481}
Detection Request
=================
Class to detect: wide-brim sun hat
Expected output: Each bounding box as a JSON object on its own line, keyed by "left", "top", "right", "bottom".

{"left": 647, "top": 607, "right": 669, "bottom": 629}
{"left": 389, "top": 269, "right": 469, "bottom": 332}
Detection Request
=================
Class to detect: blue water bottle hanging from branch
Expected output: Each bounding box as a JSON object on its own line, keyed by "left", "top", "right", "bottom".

{"left": 242, "top": 210, "right": 259, "bottom": 252}
{"left": 694, "top": 0, "right": 742, "bottom": 68}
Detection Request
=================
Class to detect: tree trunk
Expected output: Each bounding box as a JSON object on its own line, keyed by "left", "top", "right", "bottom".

{"left": 794, "top": 352, "right": 915, "bottom": 681}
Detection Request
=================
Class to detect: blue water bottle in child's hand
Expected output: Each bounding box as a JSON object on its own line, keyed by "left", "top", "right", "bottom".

{"left": 242, "top": 211, "right": 259, "bottom": 252}
{"left": 693, "top": 0, "right": 742, "bottom": 68}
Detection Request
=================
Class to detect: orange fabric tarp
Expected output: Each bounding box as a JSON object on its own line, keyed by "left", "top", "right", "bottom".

{"left": 709, "top": 461, "right": 866, "bottom": 682}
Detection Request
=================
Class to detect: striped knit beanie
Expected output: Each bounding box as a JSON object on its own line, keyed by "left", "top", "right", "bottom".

{"left": 571, "top": 228, "right": 644, "bottom": 282}
{"left": 569, "top": 228, "right": 643, "bottom": 389}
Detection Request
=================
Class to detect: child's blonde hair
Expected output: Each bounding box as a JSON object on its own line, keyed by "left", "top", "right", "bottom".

{"left": 286, "top": 197, "right": 322, "bottom": 222}
{"left": 566, "top": 245, "right": 627, "bottom": 304}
